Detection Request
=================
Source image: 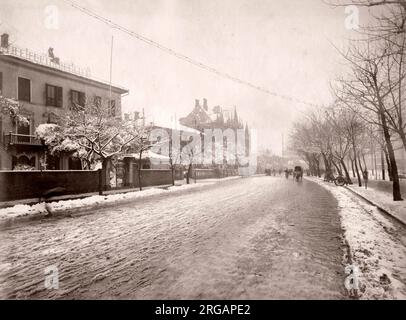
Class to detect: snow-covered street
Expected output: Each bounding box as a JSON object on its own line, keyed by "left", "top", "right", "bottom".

{"left": 0, "top": 176, "right": 348, "bottom": 299}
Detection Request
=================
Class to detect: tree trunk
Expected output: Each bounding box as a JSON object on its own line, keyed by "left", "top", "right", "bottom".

{"left": 331, "top": 158, "right": 342, "bottom": 176}
{"left": 341, "top": 159, "right": 352, "bottom": 184}
{"left": 384, "top": 147, "right": 393, "bottom": 181}
{"left": 352, "top": 145, "right": 362, "bottom": 187}
{"left": 314, "top": 155, "right": 321, "bottom": 177}
{"left": 380, "top": 112, "right": 402, "bottom": 201}
{"left": 101, "top": 158, "right": 110, "bottom": 191}
{"left": 357, "top": 153, "right": 364, "bottom": 173}
{"left": 399, "top": 129, "right": 406, "bottom": 152}
{"left": 362, "top": 154, "right": 367, "bottom": 171}
{"left": 350, "top": 156, "right": 356, "bottom": 178}
{"left": 138, "top": 151, "right": 143, "bottom": 191}
{"left": 373, "top": 149, "right": 377, "bottom": 180}
{"left": 186, "top": 163, "right": 192, "bottom": 184}
{"left": 322, "top": 152, "right": 330, "bottom": 179}
{"left": 381, "top": 149, "right": 385, "bottom": 180}
{"left": 171, "top": 166, "right": 175, "bottom": 186}
{"left": 169, "top": 138, "right": 175, "bottom": 186}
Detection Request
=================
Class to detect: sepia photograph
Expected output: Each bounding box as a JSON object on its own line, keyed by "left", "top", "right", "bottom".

{"left": 0, "top": 0, "right": 405, "bottom": 307}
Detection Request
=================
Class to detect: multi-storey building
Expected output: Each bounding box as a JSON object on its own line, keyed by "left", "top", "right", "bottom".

{"left": 0, "top": 33, "right": 128, "bottom": 170}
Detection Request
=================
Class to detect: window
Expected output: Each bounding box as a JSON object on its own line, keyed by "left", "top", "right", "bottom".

{"left": 18, "top": 77, "right": 31, "bottom": 102}
{"left": 46, "top": 84, "right": 63, "bottom": 107}
{"left": 0, "top": 72, "right": 3, "bottom": 95}
{"left": 17, "top": 118, "right": 30, "bottom": 143}
{"left": 94, "top": 96, "right": 101, "bottom": 108}
{"left": 71, "top": 90, "right": 86, "bottom": 109}
{"left": 109, "top": 99, "right": 116, "bottom": 117}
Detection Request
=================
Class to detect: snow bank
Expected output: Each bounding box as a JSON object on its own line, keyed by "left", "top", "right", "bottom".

{"left": 0, "top": 189, "right": 166, "bottom": 224}
{"left": 307, "top": 177, "right": 406, "bottom": 300}
{"left": 347, "top": 185, "right": 406, "bottom": 226}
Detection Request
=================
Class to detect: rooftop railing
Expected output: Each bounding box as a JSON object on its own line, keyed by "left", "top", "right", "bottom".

{"left": 0, "top": 44, "right": 91, "bottom": 78}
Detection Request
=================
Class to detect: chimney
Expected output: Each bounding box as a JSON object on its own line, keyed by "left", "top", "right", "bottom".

{"left": 1, "top": 33, "right": 9, "bottom": 49}
{"left": 203, "top": 98, "right": 208, "bottom": 111}
{"left": 195, "top": 99, "right": 200, "bottom": 108}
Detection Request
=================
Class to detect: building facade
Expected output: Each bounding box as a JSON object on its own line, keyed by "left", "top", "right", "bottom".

{"left": 179, "top": 98, "right": 251, "bottom": 166}
{"left": 179, "top": 98, "right": 245, "bottom": 131}
{"left": 0, "top": 34, "right": 128, "bottom": 170}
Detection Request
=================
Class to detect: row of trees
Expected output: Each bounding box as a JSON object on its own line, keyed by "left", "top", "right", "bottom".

{"left": 291, "top": 0, "right": 406, "bottom": 201}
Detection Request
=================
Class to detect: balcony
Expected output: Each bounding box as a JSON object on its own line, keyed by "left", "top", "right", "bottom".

{"left": 3, "top": 132, "right": 43, "bottom": 147}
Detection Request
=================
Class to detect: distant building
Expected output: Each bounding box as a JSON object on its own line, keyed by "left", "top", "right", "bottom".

{"left": 179, "top": 98, "right": 251, "bottom": 166}
{"left": 0, "top": 33, "right": 128, "bottom": 170}
{"left": 179, "top": 98, "right": 245, "bottom": 131}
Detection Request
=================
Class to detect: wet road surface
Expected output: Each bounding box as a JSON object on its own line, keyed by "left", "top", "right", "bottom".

{"left": 0, "top": 176, "right": 346, "bottom": 299}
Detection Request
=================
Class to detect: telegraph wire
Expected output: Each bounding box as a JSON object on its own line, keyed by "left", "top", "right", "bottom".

{"left": 61, "top": 0, "right": 321, "bottom": 108}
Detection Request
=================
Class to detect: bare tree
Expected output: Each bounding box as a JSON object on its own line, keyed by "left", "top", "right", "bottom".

{"left": 334, "top": 42, "right": 403, "bottom": 200}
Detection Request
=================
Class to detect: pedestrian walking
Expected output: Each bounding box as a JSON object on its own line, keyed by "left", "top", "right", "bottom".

{"left": 363, "top": 170, "right": 369, "bottom": 189}
{"left": 41, "top": 186, "right": 66, "bottom": 216}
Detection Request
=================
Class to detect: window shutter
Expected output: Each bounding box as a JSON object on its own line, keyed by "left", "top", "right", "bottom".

{"left": 110, "top": 100, "right": 116, "bottom": 117}
{"left": 45, "top": 84, "right": 50, "bottom": 106}
{"left": 56, "top": 86, "right": 63, "bottom": 108}
{"left": 79, "top": 92, "right": 86, "bottom": 107}
{"left": 0, "top": 72, "right": 3, "bottom": 95}
{"left": 18, "top": 77, "right": 31, "bottom": 102}
{"left": 70, "top": 90, "right": 77, "bottom": 110}
{"left": 94, "top": 96, "right": 101, "bottom": 108}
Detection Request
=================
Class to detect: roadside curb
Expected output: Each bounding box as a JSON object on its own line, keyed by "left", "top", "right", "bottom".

{"left": 344, "top": 186, "right": 406, "bottom": 227}
{"left": 305, "top": 176, "right": 406, "bottom": 227}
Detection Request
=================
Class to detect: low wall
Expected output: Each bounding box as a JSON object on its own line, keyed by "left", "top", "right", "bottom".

{"left": 0, "top": 170, "right": 101, "bottom": 202}
{"left": 193, "top": 169, "right": 218, "bottom": 180}
{"left": 174, "top": 169, "right": 184, "bottom": 180}
{"left": 193, "top": 168, "right": 239, "bottom": 180}
{"left": 0, "top": 167, "right": 240, "bottom": 202}
{"left": 133, "top": 169, "right": 173, "bottom": 188}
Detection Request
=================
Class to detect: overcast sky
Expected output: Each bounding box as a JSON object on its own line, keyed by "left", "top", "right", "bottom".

{"left": 0, "top": 0, "right": 377, "bottom": 154}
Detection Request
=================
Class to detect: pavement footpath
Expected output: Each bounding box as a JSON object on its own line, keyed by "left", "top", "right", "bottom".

{"left": 345, "top": 180, "right": 406, "bottom": 226}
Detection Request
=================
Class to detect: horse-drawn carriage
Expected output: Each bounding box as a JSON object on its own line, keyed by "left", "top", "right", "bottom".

{"left": 293, "top": 166, "right": 303, "bottom": 181}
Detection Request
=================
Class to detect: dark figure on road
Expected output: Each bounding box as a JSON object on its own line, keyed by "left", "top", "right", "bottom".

{"left": 41, "top": 186, "right": 66, "bottom": 215}
{"left": 363, "top": 169, "right": 369, "bottom": 189}
{"left": 294, "top": 166, "right": 303, "bottom": 182}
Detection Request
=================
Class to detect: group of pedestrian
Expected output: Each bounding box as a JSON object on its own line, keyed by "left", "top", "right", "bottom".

{"left": 265, "top": 168, "right": 284, "bottom": 176}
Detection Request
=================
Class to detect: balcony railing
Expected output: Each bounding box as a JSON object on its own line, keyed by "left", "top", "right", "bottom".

{"left": 3, "top": 132, "right": 43, "bottom": 146}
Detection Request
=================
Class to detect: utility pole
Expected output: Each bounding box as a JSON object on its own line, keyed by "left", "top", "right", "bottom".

{"left": 109, "top": 35, "right": 113, "bottom": 113}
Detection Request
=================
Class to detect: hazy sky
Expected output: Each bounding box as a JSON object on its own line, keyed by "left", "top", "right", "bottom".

{"left": 0, "top": 0, "right": 374, "bottom": 154}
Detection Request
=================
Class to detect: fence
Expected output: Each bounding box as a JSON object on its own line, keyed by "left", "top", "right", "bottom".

{"left": 132, "top": 169, "right": 173, "bottom": 188}
{"left": 0, "top": 167, "right": 240, "bottom": 202}
{"left": 193, "top": 168, "right": 239, "bottom": 180}
{"left": 0, "top": 170, "right": 101, "bottom": 202}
